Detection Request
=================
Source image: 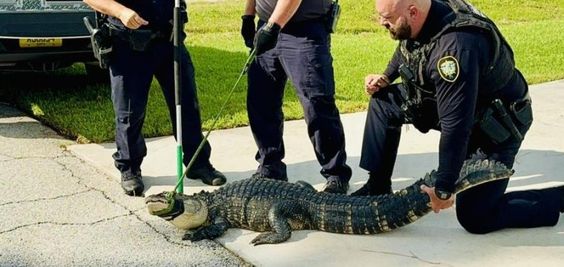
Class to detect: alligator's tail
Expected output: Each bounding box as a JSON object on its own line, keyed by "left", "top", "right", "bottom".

{"left": 382, "top": 158, "right": 512, "bottom": 231}
{"left": 452, "top": 159, "right": 514, "bottom": 193}
{"left": 329, "top": 158, "right": 513, "bottom": 234}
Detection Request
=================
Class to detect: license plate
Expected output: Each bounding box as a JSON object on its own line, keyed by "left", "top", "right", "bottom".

{"left": 19, "top": 38, "right": 63, "bottom": 48}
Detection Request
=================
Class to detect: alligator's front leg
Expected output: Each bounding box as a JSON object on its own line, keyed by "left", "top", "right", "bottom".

{"left": 251, "top": 201, "right": 303, "bottom": 245}
{"left": 182, "top": 217, "right": 230, "bottom": 242}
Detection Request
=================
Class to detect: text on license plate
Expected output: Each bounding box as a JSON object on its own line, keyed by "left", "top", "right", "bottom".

{"left": 19, "top": 38, "right": 63, "bottom": 48}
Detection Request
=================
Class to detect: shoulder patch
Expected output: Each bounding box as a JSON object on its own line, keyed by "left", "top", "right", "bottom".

{"left": 437, "top": 56, "right": 459, "bottom": 82}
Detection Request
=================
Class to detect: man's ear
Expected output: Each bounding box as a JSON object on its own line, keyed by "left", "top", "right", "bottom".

{"left": 408, "top": 5, "right": 418, "bottom": 20}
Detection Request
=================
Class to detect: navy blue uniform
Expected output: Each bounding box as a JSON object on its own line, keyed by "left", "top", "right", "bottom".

{"left": 108, "top": 0, "right": 212, "bottom": 175}
{"left": 247, "top": 1, "right": 352, "bottom": 183}
{"left": 361, "top": 0, "right": 561, "bottom": 233}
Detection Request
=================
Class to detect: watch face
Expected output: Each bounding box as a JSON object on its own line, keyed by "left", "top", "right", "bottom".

{"left": 436, "top": 189, "right": 451, "bottom": 200}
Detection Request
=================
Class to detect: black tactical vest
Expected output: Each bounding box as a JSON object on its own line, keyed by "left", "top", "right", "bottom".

{"left": 399, "top": 0, "right": 515, "bottom": 104}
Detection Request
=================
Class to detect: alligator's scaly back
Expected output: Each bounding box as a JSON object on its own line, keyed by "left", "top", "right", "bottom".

{"left": 146, "top": 158, "right": 513, "bottom": 245}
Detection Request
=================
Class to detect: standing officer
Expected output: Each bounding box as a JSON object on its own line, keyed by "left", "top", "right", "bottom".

{"left": 83, "top": 0, "right": 226, "bottom": 196}
{"left": 353, "top": 0, "right": 563, "bottom": 233}
{"left": 240, "top": 0, "right": 352, "bottom": 194}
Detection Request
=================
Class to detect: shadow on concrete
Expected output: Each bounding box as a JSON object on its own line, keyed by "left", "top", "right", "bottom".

{"left": 0, "top": 105, "right": 63, "bottom": 140}
{"left": 0, "top": 103, "right": 24, "bottom": 119}
{"left": 0, "top": 121, "right": 60, "bottom": 139}
{"left": 142, "top": 149, "right": 564, "bottom": 192}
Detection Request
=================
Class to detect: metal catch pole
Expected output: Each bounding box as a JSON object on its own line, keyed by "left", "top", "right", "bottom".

{"left": 173, "top": 0, "right": 184, "bottom": 193}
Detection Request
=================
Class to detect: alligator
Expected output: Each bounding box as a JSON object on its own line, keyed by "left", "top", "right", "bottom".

{"left": 146, "top": 158, "right": 512, "bottom": 245}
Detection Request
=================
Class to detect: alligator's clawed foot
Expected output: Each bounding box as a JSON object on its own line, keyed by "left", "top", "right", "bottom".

{"left": 250, "top": 232, "right": 288, "bottom": 245}
{"left": 182, "top": 230, "right": 206, "bottom": 242}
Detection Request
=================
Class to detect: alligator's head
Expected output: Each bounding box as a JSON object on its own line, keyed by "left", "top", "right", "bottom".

{"left": 145, "top": 191, "right": 208, "bottom": 230}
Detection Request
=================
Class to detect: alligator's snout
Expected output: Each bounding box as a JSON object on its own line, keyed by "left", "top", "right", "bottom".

{"left": 145, "top": 192, "right": 173, "bottom": 216}
{"left": 145, "top": 191, "right": 209, "bottom": 230}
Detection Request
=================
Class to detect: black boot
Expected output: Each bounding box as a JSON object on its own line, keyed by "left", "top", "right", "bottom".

{"left": 250, "top": 162, "right": 288, "bottom": 182}
{"left": 350, "top": 172, "right": 392, "bottom": 196}
{"left": 121, "top": 169, "right": 144, "bottom": 196}
{"left": 187, "top": 165, "right": 227, "bottom": 186}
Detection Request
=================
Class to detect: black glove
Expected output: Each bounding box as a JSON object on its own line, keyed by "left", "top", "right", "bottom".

{"left": 253, "top": 22, "right": 281, "bottom": 55}
{"left": 241, "top": 15, "right": 256, "bottom": 49}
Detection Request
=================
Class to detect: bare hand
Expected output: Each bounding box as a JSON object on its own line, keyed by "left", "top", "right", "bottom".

{"left": 420, "top": 185, "right": 454, "bottom": 213}
{"left": 118, "top": 9, "right": 149, "bottom": 29}
{"left": 364, "top": 74, "right": 390, "bottom": 95}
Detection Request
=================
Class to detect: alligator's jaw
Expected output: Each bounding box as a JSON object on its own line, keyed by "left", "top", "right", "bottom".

{"left": 145, "top": 192, "right": 209, "bottom": 230}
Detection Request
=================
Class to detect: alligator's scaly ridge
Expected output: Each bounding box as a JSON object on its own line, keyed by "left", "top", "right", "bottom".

{"left": 146, "top": 158, "right": 512, "bottom": 245}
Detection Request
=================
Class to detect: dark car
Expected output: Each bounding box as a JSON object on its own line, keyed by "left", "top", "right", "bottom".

{"left": 0, "top": 0, "right": 104, "bottom": 78}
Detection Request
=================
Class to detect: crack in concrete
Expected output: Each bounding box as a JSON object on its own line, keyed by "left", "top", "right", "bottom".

{"left": 50, "top": 153, "right": 211, "bottom": 250}
{"left": 0, "top": 210, "right": 141, "bottom": 235}
{"left": 0, "top": 107, "right": 206, "bottom": 248}
{"left": 132, "top": 211, "right": 195, "bottom": 248}
{"left": 132, "top": 211, "right": 253, "bottom": 265}
{"left": 0, "top": 189, "right": 92, "bottom": 207}
{"left": 1, "top": 144, "right": 250, "bottom": 265}
{"left": 0, "top": 154, "right": 60, "bottom": 162}
{"left": 361, "top": 249, "right": 452, "bottom": 266}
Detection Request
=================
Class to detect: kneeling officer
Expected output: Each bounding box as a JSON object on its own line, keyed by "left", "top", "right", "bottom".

{"left": 83, "top": 0, "right": 227, "bottom": 196}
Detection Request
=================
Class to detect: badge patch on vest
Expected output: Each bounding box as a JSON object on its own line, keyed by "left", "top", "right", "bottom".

{"left": 437, "top": 56, "right": 459, "bottom": 82}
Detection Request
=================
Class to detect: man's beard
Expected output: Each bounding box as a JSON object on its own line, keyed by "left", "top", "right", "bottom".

{"left": 388, "top": 20, "right": 411, "bottom": 40}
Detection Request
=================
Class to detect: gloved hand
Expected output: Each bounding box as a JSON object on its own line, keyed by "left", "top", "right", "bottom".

{"left": 253, "top": 22, "right": 281, "bottom": 55}
{"left": 241, "top": 15, "right": 256, "bottom": 49}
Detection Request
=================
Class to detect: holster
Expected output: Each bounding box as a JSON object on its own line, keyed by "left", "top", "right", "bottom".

{"left": 478, "top": 94, "right": 532, "bottom": 144}
{"left": 92, "top": 25, "right": 112, "bottom": 69}
{"left": 510, "top": 93, "right": 533, "bottom": 126}
{"left": 325, "top": 1, "right": 341, "bottom": 33}
{"left": 83, "top": 16, "right": 112, "bottom": 69}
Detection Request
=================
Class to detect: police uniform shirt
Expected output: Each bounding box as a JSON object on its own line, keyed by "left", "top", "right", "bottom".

{"left": 255, "top": 0, "right": 333, "bottom": 22}
{"left": 383, "top": 0, "right": 526, "bottom": 192}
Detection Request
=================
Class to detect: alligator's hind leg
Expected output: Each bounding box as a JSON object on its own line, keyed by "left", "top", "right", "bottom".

{"left": 250, "top": 201, "right": 298, "bottom": 245}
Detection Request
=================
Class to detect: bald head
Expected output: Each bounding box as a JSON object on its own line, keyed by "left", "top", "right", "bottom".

{"left": 375, "top": 0, "right": 431, "bottom": 40}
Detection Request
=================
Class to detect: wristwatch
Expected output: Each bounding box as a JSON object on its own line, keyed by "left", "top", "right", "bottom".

{"left": 435, "top": 188, "right": 452, "bottom": 200}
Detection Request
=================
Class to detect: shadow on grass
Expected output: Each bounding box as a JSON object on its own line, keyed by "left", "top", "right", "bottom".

{"left": 0, "top": 68, "right": 112, "bottom": 141}
{"left": 0, "top": 46, "right": 301, "bottom": 143}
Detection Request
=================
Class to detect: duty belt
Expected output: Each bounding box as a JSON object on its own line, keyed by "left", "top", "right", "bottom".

{"left": 107, "top": 23, "right": 172, "bottom": 52}
{"left": 109, "top": 27, "right": 171, "bottom": 41}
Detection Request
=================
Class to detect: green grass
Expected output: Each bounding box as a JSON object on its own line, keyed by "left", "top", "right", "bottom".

{"left": 1, "top": 0, "right": 563, "bottom": 143}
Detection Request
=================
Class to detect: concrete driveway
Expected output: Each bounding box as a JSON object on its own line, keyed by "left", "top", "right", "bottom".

{"left": 2, "top": 80, "right": 563, "bottom": 266}
{"left": 0, "top": 103, "right": 248, "bottom": 266}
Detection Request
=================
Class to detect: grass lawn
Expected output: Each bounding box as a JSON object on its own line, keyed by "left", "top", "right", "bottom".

{"left": 1, "top": 0, "right": 563, "bottom": 143}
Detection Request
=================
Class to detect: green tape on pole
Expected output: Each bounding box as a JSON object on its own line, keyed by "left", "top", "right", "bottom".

{"left": 176, "top": 145, "right": 183, "bottom": 194}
